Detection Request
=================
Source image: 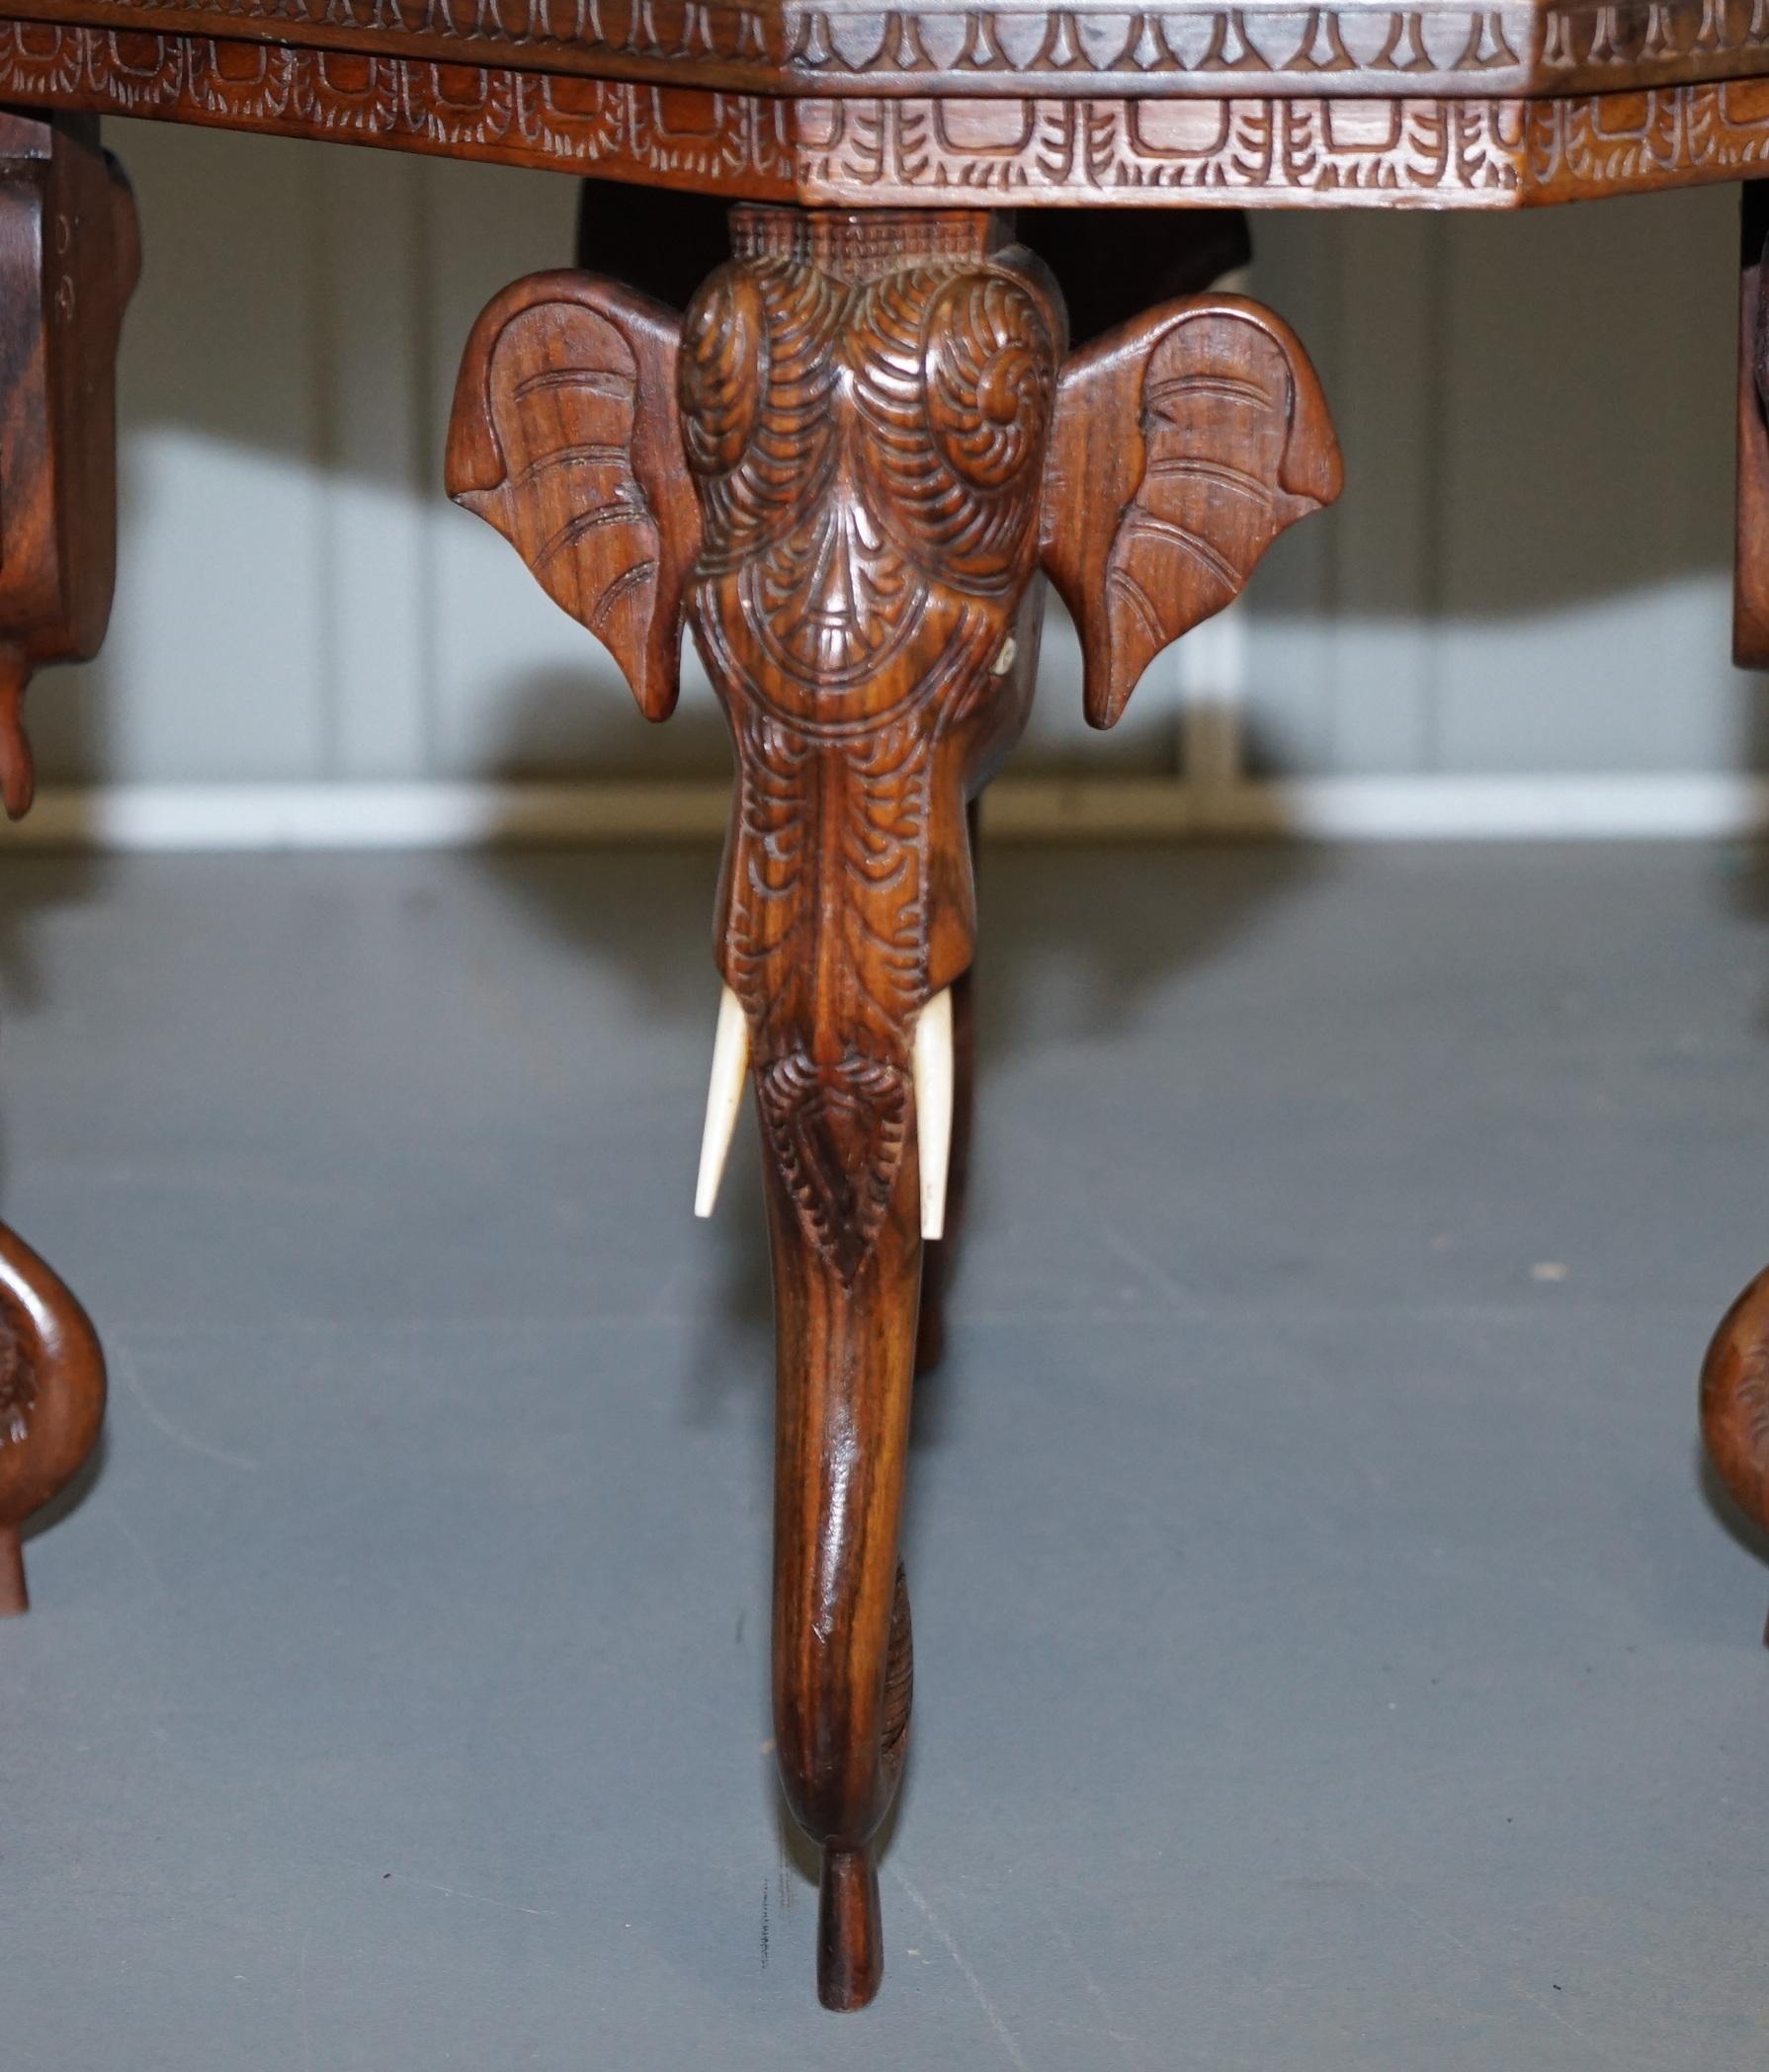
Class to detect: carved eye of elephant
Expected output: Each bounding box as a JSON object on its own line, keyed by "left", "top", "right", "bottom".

{"left": 445, "top": 210, "right": 1341, "bottom": 2013}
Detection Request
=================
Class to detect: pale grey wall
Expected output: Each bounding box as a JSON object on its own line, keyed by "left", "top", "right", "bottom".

{"left": 1245, "top": 197, "right": 1752, "bottom": 780}
{"left": 30, "top": 121, "right": 1757, "bottom": 789}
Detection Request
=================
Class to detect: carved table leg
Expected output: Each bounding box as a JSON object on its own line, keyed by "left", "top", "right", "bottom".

{"left": 0, "top": 112, "right": 133, "bottom": 1609}
{"left": 446, "top": 205, "right": 1339, "bottom": 2009}
{"left": 0, "top": 112, "right": 137, "bottom": 815}
{"left": 1707, "top": 181, "right": 1769, "bottom": 1632}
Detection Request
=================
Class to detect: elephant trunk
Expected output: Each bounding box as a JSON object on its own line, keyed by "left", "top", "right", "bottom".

{"left": 760, "top": 1082, "right": 920, "bottom": 2011}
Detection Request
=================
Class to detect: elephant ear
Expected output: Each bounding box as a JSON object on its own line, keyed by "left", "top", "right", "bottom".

{"left": 1042, "top": 294, "right": 1342, "bottom": 731}
{"left": 446, "top": 271, "right": 698, "bottom": 721}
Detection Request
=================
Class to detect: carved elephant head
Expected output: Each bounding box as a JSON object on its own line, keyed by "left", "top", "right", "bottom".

{"left": 446, "top": 205, "right": 1340, "bottom": 2008}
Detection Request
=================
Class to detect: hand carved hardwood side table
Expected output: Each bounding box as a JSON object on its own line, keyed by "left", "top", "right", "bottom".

{"left": 5, "top": 0, "right": 1769, "bottom": 2014}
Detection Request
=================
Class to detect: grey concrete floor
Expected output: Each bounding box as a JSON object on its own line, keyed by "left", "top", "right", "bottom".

{"left": 3, "top": 841, "right": 1768, "bottom": 2070}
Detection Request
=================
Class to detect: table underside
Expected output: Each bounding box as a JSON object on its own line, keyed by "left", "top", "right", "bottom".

{"left": 1, "top": 19, "right": 1768, "bottom": 201}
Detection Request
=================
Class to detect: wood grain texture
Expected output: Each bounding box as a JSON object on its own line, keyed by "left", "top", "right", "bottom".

{"left": 447, "top": 204, "right": 1338, "bottom": 2008}
{"left": 10, "top": 26, "right": 1769, "bottom": 205}
{"left": 0, "top": 1220, "right": 107, "bottom": 1616}
{"left": 0, "top": 110, "right": 137, "bottom": 816}
{"left": 13, "top": 0, "right": 1769, "bottom": 101}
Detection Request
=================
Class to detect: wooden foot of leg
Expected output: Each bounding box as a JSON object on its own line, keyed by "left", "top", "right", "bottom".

{"left": 446, "top": 202, "right": 1339, "bottom": 2011}
{"left": 817, "top": 1847, "right": 884, "bottom": 2012}
{"left": 1705, "top": 1267, "right": 1769, "bottom": 1529}
{"left": 1701, "top": 1265, "right": 1769, "bottom": 1643}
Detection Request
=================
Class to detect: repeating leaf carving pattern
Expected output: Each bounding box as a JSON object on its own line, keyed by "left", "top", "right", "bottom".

{"left": 0, "top": 26, "right": 800, "bottom": 193}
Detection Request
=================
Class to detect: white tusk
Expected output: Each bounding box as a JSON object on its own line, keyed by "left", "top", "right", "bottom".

{"left": 912, "top": 987, "right": 955, "bottom": 1243}
{"left": 694, "top": 985, "right": 749, "bottom": 1218}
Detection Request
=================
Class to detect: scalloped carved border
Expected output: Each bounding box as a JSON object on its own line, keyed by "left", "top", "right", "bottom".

{"left": 3, "top": 22, "right": 1769, "bottom": 202}
{"left": 15, "top": 0, "right": 1769, "bottom": 98}
{"left": 0, "top": 23, "right": 800, "bottom": 187}
{"left": 795, "top": 76, "right": 1769, "bottom": 199}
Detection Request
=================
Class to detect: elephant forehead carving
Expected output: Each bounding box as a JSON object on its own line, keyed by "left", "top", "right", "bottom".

{"left": 679, "top": 253, "right": 1055, "bottom": 703}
